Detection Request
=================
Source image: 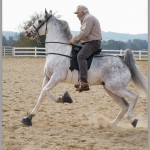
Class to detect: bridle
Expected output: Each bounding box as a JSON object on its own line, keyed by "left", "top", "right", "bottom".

{"left": 31, "top": 15, "right": 52, "bottom": 45}
{"left": 27, "top": 14, "right": 72, "bottom": 58}
{"left": 31, "top": 15, "right": 70, "bottom": 47}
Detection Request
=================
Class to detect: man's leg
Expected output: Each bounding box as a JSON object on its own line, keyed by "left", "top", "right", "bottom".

{"left": 76, "top": 41, "right": 100, "bottom": 91}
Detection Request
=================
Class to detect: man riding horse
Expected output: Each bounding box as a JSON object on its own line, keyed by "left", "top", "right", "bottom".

{"left": 23, "top": 8, "right": 147, "bottom": 128}
{"left": 68, "top": 5, "right": 102, "bottom": 92}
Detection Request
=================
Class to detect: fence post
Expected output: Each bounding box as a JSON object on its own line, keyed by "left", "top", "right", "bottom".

{"left": 3, "top": 46, "right": 5, "bottom": 56}
{"left": 139, "top": 50, "right": 141, "bottom": 60}
{"left": 35, "top": 47, "right": 37, "bottom": 57}
{"left": 13, "top": 47, "right": 15, "bottom": 56}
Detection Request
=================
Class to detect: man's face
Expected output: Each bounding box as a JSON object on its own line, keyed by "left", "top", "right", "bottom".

{"left": 76, "top": 11, "right": 84, "bottom": 19}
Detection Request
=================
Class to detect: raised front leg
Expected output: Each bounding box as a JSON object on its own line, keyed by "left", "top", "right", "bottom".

{"left": 21, "top": 73, "right": 73, "bottom": 126}
{"left": 21, "top": 74, "right": 63, "bottom": 126}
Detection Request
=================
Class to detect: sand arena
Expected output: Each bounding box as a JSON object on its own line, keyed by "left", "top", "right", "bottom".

{"left": 2, "top": 57, "right": 148, "bottom": 150}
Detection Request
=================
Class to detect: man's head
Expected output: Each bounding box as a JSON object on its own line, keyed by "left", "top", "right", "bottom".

{"left": 74, "top": 5, "right": 89, "bottom": 18}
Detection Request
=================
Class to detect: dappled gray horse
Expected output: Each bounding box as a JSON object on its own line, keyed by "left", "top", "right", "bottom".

{"left": 22, "top": 9, "right": 148, "bottom": 128}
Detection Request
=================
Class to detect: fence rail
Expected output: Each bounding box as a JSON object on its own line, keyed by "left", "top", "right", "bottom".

{"left": 2, "top": 46, "right": 13, "bottom": 56}
{"left": 13, "top": 47, "right": 46, "bottom": 57}
{"left": 2, "top": 46, "right": 148, "bottom": 60}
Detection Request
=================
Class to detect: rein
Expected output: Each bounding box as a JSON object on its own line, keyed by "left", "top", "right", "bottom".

{"left": 32, "top": 16, "right": 122, "bottom": 59}
{"left": 45, "top": 42, "right": 120, "bottom": 59}
{"left": 46, "top": 52, "right": 72, "bottom": 58}
{"left": 45, "top": 42, "right": 72, "bottom": 58}
{"left": 45, "top": 41, "right": 70, "bottom": 45}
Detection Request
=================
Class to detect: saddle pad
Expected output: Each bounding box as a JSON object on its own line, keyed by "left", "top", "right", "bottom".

{"left": 69, "top": 45, "right": 101, "bottom": 71}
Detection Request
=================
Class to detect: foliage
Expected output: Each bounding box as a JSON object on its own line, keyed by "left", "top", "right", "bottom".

{"left": 101, "top": 39, "right": 147, "bottom": 50}
{"left": 17, "top": 12, "right": 45, "bottom": 47}
{"left": 2, "top": 36, "right": 8, "bottom": 46}
{"left": 2, "top": 12, "right": 148, "bottom": 50}
{"left": 2, "top": 35, "right": 17, "bottom": 46}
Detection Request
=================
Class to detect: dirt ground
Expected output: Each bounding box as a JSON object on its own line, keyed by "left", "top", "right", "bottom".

{"left": 2, "top": 57, "right": 148, "bottom": 150}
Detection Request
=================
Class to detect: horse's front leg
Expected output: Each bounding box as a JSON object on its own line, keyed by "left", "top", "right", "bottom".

{"left": 21, "top": 73, "right": 64, "bottom": 126}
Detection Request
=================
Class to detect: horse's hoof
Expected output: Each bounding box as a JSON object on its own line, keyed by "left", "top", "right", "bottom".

{"left": 131, "top": 119, "right": 138, "bottom": 128}
{"left": 21, "top": 117, "right": 32, "bottom": 126}
{"left": 62, "top": 91, "right": 73, "bottom": 103}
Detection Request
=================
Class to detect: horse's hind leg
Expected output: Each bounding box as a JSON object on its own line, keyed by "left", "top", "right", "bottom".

{"left": 103, "top": 86, "right": 129, "bottom": 127}
{"left": 106, "top": 85, "right": 139, "bottom": 127}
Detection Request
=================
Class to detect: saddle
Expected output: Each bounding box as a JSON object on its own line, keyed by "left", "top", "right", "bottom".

{"left": 69, "top": 44, "right": 102, "bottom": 71}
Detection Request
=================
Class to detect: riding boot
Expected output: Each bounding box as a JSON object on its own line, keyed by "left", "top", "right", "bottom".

{"left": 74, "top": 78, "right": 85, "bottom": 89}
{"left": 74, "top": 83, "right": 80, "bottom": 88}
{"left": 76, "top": 80, "right": 90, "bottom": 92}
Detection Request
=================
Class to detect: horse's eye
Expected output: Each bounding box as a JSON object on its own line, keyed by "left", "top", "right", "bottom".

{"left": 38, "top": 20, "right": 42, "bottom": 24}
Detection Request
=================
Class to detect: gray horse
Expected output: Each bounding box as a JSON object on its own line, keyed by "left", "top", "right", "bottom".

{"left": 22, "top": 9, "right": 148, "bottom": 128}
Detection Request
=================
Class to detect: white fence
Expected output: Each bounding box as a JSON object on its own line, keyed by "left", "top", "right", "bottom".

{"left": 13, "top": 47, "right": 46, "bottom": 57}
{"left": 2, "top": 46, "right": 148, "bottom": 60}
{"left": 2, "top": 46, "right": 13, "bottom": 56}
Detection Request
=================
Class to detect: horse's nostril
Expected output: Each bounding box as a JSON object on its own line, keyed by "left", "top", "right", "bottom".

{"left": 25, "top": 31, "right": 31, "bottom": 37}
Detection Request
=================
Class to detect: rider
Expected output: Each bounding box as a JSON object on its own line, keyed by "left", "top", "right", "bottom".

{"left": 68, "top": 5, "right": 102, "bottom": 92}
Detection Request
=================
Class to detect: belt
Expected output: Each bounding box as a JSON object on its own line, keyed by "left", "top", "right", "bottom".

{"left": 81, "top": 40, "right": 101, "bottom": 44}
{"left": 91, "top": 40, "right": 100, "bottom": 42}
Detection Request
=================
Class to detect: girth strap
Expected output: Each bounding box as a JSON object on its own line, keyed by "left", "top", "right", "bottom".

{"left": 45, "top": 42, "right": 70, "bottom": 45}
{"left": 46, "top": 52, "right": 72, "bottom": 58}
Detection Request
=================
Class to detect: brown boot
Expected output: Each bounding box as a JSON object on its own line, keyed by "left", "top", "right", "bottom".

{"left": 76, "top": 81, "right": 90, "bottom": 92}
{"left": 74, "top": 84, "right": 80, "bottom": 88}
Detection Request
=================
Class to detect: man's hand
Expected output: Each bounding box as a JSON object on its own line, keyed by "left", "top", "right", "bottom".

{"left": 68, "top": 38, "right": 76, "bottom": 45}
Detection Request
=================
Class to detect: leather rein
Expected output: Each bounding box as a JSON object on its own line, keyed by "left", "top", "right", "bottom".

{"left": 32, "top": 15, "right": 119, "bottom": 59}
{"left": 32, "top": 15, "right": 72, "bottom": 58}
{"left": 45, "top": 42, "right": 72, "bottom": 58}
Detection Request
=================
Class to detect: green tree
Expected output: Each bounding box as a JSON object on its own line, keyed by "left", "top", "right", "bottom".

{"left": 102, "top": 39, "right": 148, "bottom": 50}
{"left": 132, "top": 39, "right": 147, "bottom": 50}
{"left": 8, "top": 36, "right": 18, "bottom": 46}
{"left": 116, "top": 41, "right": 127, "bottom": 50}
{"left": 17, "top": 12, "right": 45, "bottom": 47}
{"left": 2, "top": 35, "right": 8, "bottom": 46}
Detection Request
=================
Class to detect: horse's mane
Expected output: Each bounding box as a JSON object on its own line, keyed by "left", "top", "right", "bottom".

{"left": 55, "top": 17, "right": 73, "bottom": 40}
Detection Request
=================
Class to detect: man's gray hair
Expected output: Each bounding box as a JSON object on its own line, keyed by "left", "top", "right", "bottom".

{"left": 74, "top": 5, "right": 89, "bottom": 14}
{"left": 82, "top": 9, "right": 89, "bottom": 14}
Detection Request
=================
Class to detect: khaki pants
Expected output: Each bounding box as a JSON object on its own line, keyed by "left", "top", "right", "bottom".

{"left": 77, "top": 40, "right": 101, "bottom": 82}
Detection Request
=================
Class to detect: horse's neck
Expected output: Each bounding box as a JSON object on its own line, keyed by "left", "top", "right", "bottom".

{"left": 46, "top": 29, "right": 67, "bottom": 42}
{"left": 45, "top": 19, "right": 72, "bottom": 55}
{"left": 45, "top": 30, "right": 72, "bottom": 55}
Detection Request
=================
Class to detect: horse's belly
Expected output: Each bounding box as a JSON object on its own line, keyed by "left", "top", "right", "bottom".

{"left": 65, "top": 69, "right": 79, "bottom": 84}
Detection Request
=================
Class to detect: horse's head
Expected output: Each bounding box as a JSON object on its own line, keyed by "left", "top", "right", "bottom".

{"left": 26, "top": 9, "right": 72, "bottom": 43}
{"left": 25, "top": 9, "right": 52, "bottom": 39}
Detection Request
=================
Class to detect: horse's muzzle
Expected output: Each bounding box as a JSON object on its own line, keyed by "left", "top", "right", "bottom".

{"left": 25, "top": 31, "right": 31, "bottom": 38}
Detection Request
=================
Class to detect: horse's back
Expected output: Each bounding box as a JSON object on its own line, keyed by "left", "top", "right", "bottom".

{"left": 88, "top": 55, "right": 131, "bottom": 86}
{"left": 91, "top": 55, "right": 126, "bottom": 70}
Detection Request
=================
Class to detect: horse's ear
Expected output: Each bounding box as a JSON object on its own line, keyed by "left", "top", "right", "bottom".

{"left": 49, "top": 10, "right": 52, "bottom": 15}
{"left": 45, "top": 8, "right": 48, "bottom": 16}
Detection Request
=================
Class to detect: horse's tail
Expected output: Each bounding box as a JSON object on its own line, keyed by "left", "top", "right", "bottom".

{"left": 123, "top": 49, "right": 148, "bottom": 96}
